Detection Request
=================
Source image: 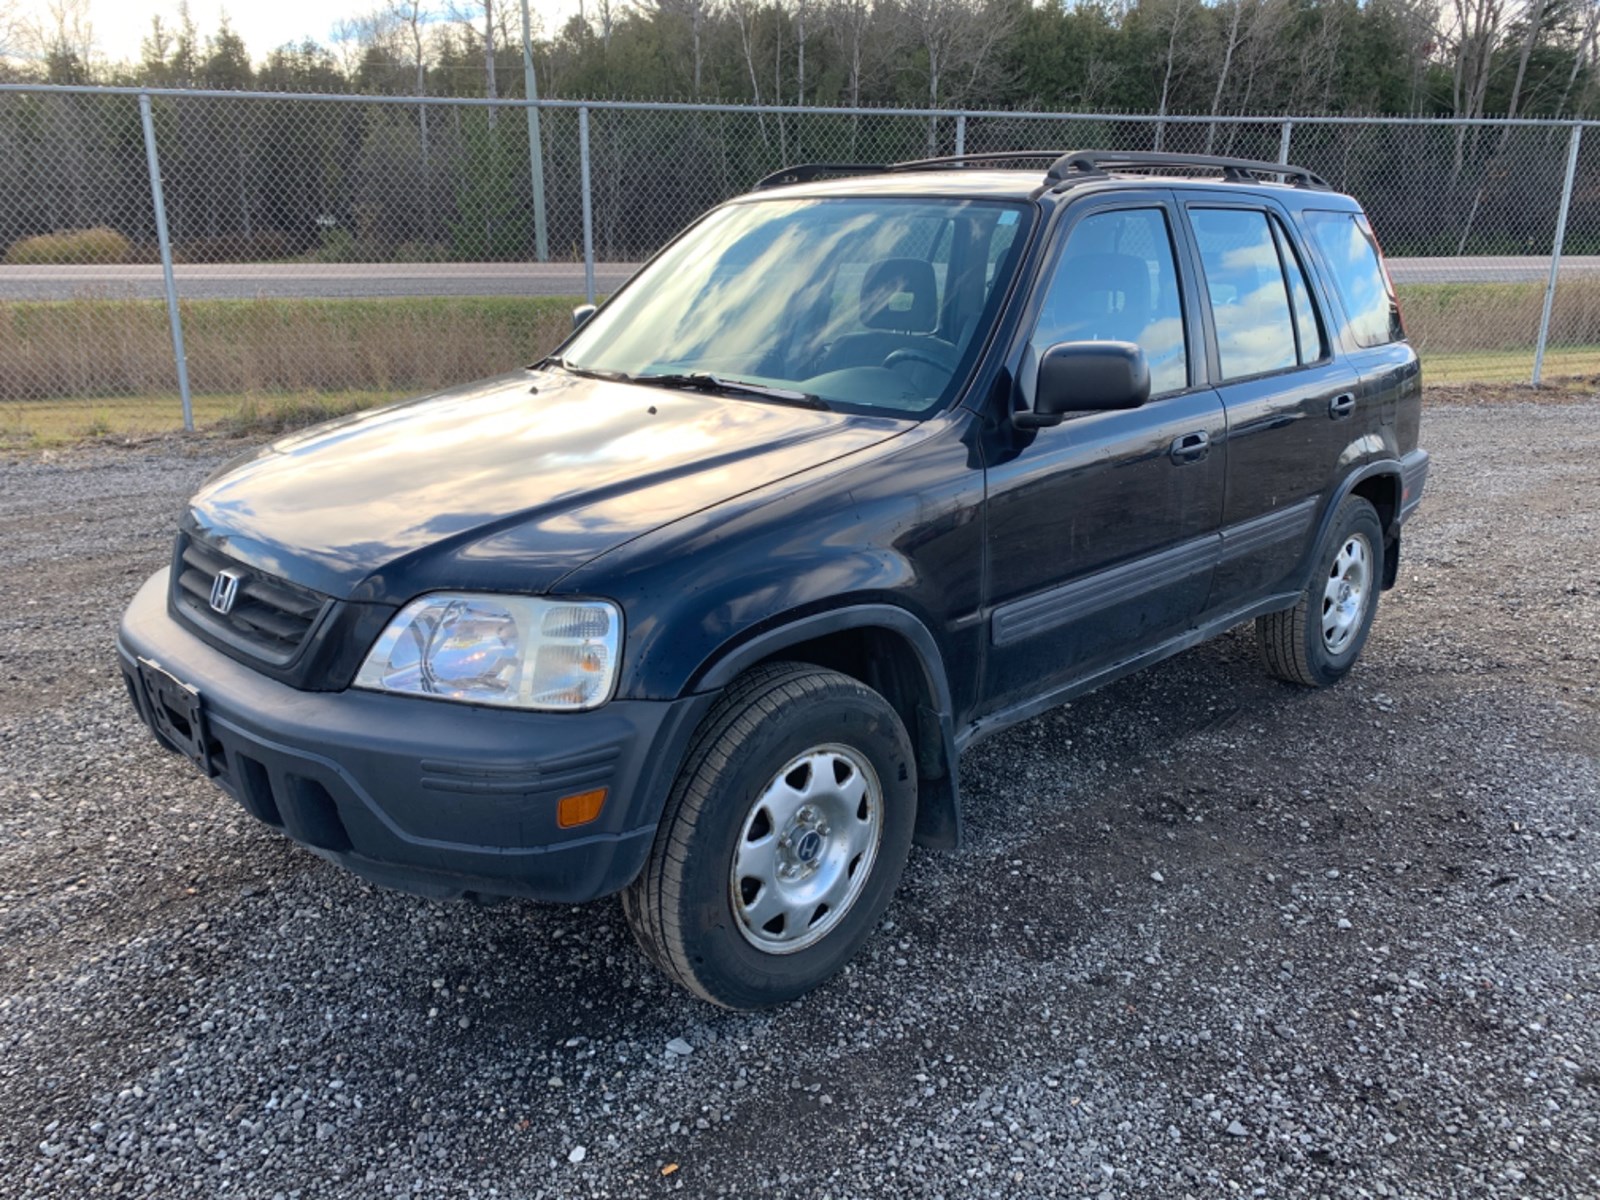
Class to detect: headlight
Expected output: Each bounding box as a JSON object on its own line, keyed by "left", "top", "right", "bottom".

{"left": 354, "top": 594, "right": 622, "bottom": 711}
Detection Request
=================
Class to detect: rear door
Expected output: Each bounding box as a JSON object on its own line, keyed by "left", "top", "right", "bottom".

{"left": 1177, "top": 197, "right": 1363, "bottom": 615}
{"left": 1300, "top": 208, "right": 1423, "bottom": 465}
{"left": 979, "top": 191, "right": 1227, "bottom": 716}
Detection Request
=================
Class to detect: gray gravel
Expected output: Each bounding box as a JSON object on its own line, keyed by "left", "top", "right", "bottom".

{"left": 3, "top": 402, "right": 1598, "bottom": 1198}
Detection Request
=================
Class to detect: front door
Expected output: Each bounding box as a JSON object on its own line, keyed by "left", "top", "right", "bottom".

{"left": 980, "top": 193, "right": 1227, "bottom": 718}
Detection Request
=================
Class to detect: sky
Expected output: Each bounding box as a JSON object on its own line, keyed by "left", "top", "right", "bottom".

{"left": 57, "top": 0, "right": 584, "bottom": 66}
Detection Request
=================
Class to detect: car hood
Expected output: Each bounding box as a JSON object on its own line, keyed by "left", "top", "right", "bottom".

{"left": 186, "top": 369, "right": 907, "bottom": 601}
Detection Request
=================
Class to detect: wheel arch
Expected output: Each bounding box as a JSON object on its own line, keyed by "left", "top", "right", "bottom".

{"left": 693, "top": 604, "right": 963, "bottom": 850}
{"left": 1305, "top": 461, "right": 1403, "bottom": 590}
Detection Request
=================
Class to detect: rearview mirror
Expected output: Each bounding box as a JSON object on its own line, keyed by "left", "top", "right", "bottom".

{"left": 1015, "top": 341, "right": 1151, "bottom": 430}
{"left": 572, "top": 303, "right": 597, "bottom": 331}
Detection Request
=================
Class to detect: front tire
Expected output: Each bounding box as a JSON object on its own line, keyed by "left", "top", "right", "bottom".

{"left": 1257, "top": 495, "right": 1384, "bottom": 687}
{"left": 622, "top": 662, "right": 916, "bottom": 1010}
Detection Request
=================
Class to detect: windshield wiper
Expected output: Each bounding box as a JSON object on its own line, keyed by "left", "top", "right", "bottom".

{"left": 632, "top": 372, "right": 829, "bottom": 409}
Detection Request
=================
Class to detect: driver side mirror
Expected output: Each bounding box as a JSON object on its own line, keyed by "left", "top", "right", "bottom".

{"left": 572, "top": 303, "right": 597, "bottom": 331}
{"left": 1014, "top": 341, "right": 1151, "bottom": 430}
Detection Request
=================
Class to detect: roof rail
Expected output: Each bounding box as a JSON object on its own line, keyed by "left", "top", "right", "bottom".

{"left": 750, "top": 149, "right": 1331, "bottom": 193}
{"left": 890, "top": 150, "right": 1064, "bottom": 171}
{"left": 753, "top": 162, "right": 890, "bottom": 189}
{"left": 1043, "top": 150, "right": 1330, "bottom": 190}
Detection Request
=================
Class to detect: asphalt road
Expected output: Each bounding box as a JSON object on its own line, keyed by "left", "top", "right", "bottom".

{"left": 3, "top": 396, "right": 1599, "bottom": 1198}
{"left": 1, "top": 256, "right": 1594, "bottom": 301}
{"left": 0, "top": 261, "right": 641, "bottom": 301}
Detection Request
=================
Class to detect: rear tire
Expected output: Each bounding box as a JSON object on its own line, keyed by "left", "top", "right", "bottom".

{"left": 1257, "top": 495, "right": 1384, "bottom": 688}
{"left": 622, "top": 662, "right": 916, "bottom": 1010}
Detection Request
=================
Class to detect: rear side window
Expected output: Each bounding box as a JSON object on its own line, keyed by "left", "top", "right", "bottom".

{"left": 1272, "top": 218, "right": 1326, "bottom": 363}
{"left": 1189, "top": 208, "right": 1298, "bottom": 380}
{"left": 1304, "top": 210, "right": 1404, "bottom": 348}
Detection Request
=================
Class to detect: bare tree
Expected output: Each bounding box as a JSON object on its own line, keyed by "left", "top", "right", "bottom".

{"left": 1450, "top": 0, "right": 1508, "bottom": 125}
{"left": 899, "top": 0, "right": 1016, "bottom": 152}
{"left": 1203, "top": 0, "right": 1250, "bottom": 152}
{"left": 1150, "top": 0, "right": 1197, "bottom": 151}
{"left": 823, "top": 0, "right": 874, "bottom": 110}
{"left": 647, "top": 0, "right": 713, "bottom": 96}
{"left": 386, "top": 0, "right": 432, "bottom": 96}
{"left": 729, "top": 0, "right": 770, "bottom": 142}
{"left": 330, "top": 10, "right": 398, "bottom": 78}
{"left": 0, "top": 0, "right": 23, "bottom": 64}
{"left": 593, "top": 0, "right": 628, "bottom": 53}
{"left": 29, "top": 0, "right": 95, "bottom": 64}
{"left": 1554, "top": 0, "right": 1600, "bottom": 114}
{"left": 794, "top": 0, "right": 809, "bottom": 106}
{"left": 386, "top": 0, "right": 432, "bottom": 172}
{"left": 482, "top": 0, "right": 499, "bottom": 123}
{"left": 1503, "top": 0, "right": 1550, "bottom": 120}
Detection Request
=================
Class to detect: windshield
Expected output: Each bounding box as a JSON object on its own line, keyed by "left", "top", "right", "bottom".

{"left": 561, "top": 196, "right": 1031, "bottom": 417}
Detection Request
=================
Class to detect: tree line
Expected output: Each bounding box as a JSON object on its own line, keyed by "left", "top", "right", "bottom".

{"left": 4, "top": 1, "right": 1600, "bottom": 269}
{"left": 3, "top": 0, "right": 1600, "bottom": 121}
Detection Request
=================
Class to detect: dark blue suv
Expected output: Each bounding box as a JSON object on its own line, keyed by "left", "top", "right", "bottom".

{"left": 119, "top": 150, "right": 1428, "bottom": 1009}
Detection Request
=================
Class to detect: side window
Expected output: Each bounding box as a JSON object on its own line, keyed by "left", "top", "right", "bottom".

{"left": 1189, "top": 208, "right": 1298, "bottom": 380}
{"left": 1029, "top": 207, "right": 1188, "bottom": 396}
{"left": 1272, "top": 218, "right": 1326, "bottom": 363}
{"left": 1304, "top": 210, "right": 1404, "bottom": 348}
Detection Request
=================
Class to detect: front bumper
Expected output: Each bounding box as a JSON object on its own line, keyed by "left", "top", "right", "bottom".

{"left": 117, "top": 569, "right": 711, "bottom": 902}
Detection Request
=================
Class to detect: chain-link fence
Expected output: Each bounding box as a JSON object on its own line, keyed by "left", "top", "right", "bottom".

{"left": 3, "top": 84, "right": 1599, "bottom": 439}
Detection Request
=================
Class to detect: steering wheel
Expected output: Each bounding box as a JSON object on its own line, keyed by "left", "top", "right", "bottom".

{"left": 882, "top": 345, "right": 956, "bottom": 374}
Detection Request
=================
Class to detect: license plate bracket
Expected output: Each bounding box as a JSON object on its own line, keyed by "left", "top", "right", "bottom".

{"left": 136, "top": 656, "right": 214, "bottom": 777}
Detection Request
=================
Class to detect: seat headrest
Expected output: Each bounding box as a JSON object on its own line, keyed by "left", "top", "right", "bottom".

{"left": 1059, "top": 252, "right": 1152, "bottom": 313}
{"left": 860, "top": 257, "right": 938, "bottom": 333}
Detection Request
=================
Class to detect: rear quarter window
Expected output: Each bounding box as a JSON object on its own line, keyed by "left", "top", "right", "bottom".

{"left": 1304, "top": 210, "right": 1404, "bottom": 348}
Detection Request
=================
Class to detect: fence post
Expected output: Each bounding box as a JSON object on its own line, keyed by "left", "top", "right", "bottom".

{"left": 138, "top": 91, "right": 192, "bottom": 432}
{"left": 579, "top": 105, "right": 596, "bottom": 306}
{"left": 519, "top": 0, "right": 549, "bottom": 262}
{"left": 1534, "top": 123, "right": 1583, "bottom": 386}
{"left": 955, "top": 113, "right": 966, "bottom": 158}
{"left": 1277, "top": 120, "right": 1293, "bottom": 165}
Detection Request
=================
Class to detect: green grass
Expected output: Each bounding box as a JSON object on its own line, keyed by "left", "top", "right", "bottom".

{"left": 1422, "top": 345, "right": 1600, "bottom": 384}
{"left": 0, "top": 390, "right": 407, "bottom": 448}
{"left": 5, "top": 285, "right": 1600, "bottom": 448}
{"left": 1, "top": 295, "right": 576, "bottom": 401}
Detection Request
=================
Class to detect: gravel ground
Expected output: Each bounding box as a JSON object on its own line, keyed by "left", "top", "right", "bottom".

{"left": 2, "top": 401, "right": 1598, "bottom": 1199}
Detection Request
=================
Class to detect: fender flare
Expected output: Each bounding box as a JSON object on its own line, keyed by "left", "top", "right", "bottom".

{"left": 1301, "top": 460, "right": 1403, "bottom": 576}
{"left": 692, "top": 603, "right": 965, "bottom": 849}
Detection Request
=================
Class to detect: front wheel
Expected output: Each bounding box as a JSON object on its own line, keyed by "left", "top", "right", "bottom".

{"left": 622, "top": 662, "right": 916, "bottom": 1009}
{"left": 1257, "top": 495, "right": 1385, "bottom": 687}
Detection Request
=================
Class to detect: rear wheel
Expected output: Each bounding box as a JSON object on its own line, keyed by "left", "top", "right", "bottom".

{"left": 622, "top": 662, "right": 916, "bottom": 1009}
{"left": 1257, "top": 495, "right": 1384, "bottom": 687}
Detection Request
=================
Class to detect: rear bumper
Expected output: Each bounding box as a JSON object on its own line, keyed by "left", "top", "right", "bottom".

{"left": 118, "top": 569, "right": 711, "bottom": 902}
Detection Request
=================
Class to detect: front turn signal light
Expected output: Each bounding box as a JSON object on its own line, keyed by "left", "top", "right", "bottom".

{"left": 557, "top": 788, "right": 608, "bottom": 829}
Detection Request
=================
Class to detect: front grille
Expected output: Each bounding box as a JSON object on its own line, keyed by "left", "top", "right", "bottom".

{"left": 172, "top": 535, "right": 330, "bottom": 665}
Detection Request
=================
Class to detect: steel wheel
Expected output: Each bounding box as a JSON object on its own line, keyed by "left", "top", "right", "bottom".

{"left": 730, "top": 743, "right": 884, "bottom": 954}
{"left": 1321, "top": 532, "right": 1372, "bottom": 655}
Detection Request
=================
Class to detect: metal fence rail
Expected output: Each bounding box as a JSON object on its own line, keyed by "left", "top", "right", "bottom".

{"left": 4, "top": 83, "right": 1600, "bottom": 427}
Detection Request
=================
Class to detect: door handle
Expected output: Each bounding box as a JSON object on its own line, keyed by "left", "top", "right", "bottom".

{"left": 1329, "top": 392, "right": 1357, "bottom": 419}
{"left": 1169, "top": 430, "right": 1210, "bottom": 463}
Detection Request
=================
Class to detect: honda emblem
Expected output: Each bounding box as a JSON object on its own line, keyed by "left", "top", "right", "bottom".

{"left": 209, "top": 569, "right": 242, "bottom": 615}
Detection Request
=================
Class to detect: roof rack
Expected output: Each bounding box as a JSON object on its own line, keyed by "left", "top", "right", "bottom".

{"left": 751, "top": 148, "right": 1331, "bottom": 193}
{"left": 1043, "top": 150, "right": 1330, "bottom": 190}
{"left": 753, "top": 162, "right": 891, "bottom": 189}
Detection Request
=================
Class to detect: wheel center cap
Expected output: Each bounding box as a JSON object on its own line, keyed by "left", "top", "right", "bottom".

{"left": 795, "top": 829, "right": 823, "bottom": 864}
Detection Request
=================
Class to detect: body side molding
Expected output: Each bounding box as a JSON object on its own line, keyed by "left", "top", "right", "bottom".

{"left": 991, "top": 534, "right": 1221, "bottom": 648}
